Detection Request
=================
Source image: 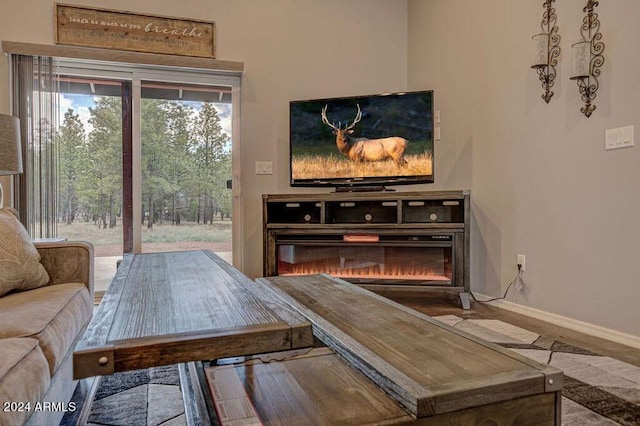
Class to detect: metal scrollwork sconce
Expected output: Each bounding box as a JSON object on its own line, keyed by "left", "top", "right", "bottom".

{"left": 570, "top": 0, "right": 605, "bottom": 117}
{"left": 531, "top": 0, "right": 561, "bottom": 103}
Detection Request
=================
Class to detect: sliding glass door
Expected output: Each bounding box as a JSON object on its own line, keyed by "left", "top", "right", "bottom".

{"left": 52, "top": 62, "right": 241, "bottom": 290}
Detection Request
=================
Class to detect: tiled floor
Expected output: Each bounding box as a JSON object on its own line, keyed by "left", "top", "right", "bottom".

{"left": 86, "top": 365, "right": 185, "bottom": 426}
{"left": 386, "top": 292, "right": 640, "bottom": 369}
{"left": 434, "top": 314, "right": 640, "bottom": 425}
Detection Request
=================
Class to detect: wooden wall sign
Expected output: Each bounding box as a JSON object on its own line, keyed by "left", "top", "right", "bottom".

{"left": 55, "top": 3, "right": 215, "bottom": 58}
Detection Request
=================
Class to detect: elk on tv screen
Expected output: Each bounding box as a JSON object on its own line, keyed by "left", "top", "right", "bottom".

{"left": 289, "top": 90, "right": 434, "bottom": 189}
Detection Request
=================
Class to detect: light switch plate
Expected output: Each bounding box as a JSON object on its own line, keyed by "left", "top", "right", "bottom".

{"left": 605, "top": 125, "right": 634, "bottom": 150}
{"left": 255, "top": 161, "right": 273, "bottom": 175}
{"left": 434, "top": 110, "right": 441, "bottom": 124}
{"left": 434, "top": 127, "right": 441, "bottom": 141}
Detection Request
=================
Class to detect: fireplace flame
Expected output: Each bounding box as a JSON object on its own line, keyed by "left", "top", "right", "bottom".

{"left": 279, "top": 260, "right": 450, "bottom": 282}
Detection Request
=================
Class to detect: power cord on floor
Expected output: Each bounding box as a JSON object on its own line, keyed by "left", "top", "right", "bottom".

{"left": 471, "top": 265, "right": 524, "bottom": 303}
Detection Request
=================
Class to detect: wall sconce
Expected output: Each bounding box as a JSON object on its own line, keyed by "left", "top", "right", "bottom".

{"left": 570, "top": 0, "right": 605, "bottom": 117}
{"left": 531, "top": 0, "right": 561, "bottom": 103}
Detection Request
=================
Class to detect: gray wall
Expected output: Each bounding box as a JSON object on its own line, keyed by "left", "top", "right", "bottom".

{"left": 2, "top": 0, "right": 637, "bottom": 338}
{"left": 408, "top": 0, "right": 640, "bottom": 336}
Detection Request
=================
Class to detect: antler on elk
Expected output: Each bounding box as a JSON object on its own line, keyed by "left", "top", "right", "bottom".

{"left": 321, "top": 104, "right": 362, "bottom": 131}
{"left": 320, "top": 103, "right": 408, "bottom": 167}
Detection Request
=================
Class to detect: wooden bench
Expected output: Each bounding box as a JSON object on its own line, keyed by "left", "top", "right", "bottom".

{"left": 73, "top": 250, "right": 313, "bottom": 379}
{"left": 250, "top": 274, "right": 563, "bottom": 424}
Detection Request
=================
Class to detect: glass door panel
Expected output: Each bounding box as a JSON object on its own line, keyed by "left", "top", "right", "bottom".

{"left": 139, "top": 80, "right": 232, "bottom": 262}
{"left": 56, "top": 75, "right": 126, "bottom": 292}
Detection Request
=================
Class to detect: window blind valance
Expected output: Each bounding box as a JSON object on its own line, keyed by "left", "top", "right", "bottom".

{"left": 2, "top": 41, "right": 244, "bottom": 75}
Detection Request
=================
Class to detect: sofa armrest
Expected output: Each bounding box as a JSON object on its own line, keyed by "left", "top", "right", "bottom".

{"left": 34, "top": 241, "right": 94, "bottom": 302}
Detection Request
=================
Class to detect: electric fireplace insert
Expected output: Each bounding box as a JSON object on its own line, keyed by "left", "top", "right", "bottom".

{"left": 276, "top": 233, "right": 455, "bottom": 286}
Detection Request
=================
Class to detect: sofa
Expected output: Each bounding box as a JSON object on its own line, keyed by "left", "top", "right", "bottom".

{"left": 0, "top": 208, "right": 93, "bottom": 426}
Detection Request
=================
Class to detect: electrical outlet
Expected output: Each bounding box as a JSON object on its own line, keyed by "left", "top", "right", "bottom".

{"left": 517, "top": 254, "right": 526, "bottom": 272}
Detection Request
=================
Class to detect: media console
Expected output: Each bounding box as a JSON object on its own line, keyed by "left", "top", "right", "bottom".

{"left": 262, "top": 190, "right": 471, "bottom": 308}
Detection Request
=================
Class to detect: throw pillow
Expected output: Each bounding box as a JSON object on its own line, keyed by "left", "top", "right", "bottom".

{"left": 0, "top": 208, "right": 50, "bottom": 297}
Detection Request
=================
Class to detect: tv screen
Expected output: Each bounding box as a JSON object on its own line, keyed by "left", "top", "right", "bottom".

{"left": 289, "top": 90, "right": 434, "bottom": 188}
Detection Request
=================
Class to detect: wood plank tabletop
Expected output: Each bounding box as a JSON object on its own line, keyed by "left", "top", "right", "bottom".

{"left": 74, "top": 251, "right": 313, "bottom": 379}
{"left": 257, "top": 274, "right": 563, "bottom": 418}
{"left": 204, "top": 348, "right": 415, "bottom": 425}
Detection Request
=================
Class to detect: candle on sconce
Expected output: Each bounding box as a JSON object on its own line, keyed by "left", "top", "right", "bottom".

{"left": 531, "top": 33, "right": 549, "bottom": 68}
{"left": 571, "top": 40, "right": 591, "bottom": 78}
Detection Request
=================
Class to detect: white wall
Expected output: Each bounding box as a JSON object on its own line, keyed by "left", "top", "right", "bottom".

{"left": 408, "top": 0, "right": 640, "bottom": 337}
{"left": 0, "top": 0, "right": 408, "bottom": 277}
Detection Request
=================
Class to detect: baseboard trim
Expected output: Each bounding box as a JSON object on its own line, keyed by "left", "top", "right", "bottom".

{"left": 473, "top": 293, "right": 640, "bottom": 350}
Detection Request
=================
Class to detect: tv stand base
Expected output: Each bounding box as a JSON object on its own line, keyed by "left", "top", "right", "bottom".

{"left": 459, "top": 292, "right": 471, "bottom": 309}
{"left": 335, "top": 186, "right": 394, "bottom": 193}
{"left": 262, "top": 191, "right": 471, "bottom": 308}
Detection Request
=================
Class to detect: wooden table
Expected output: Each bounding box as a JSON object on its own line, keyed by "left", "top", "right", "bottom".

{"left": 73, "top": 250, "right": 313, "bottom": 379}
{"left": 198, "top": 348, "right": 418, "bottom": 425}
{"left": 255, "top": 274, "right": 563, "bottom": 424}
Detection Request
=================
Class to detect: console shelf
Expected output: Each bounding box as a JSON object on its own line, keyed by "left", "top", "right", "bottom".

{"left": 263, "top": 190, "right": 471, "bottom": 308}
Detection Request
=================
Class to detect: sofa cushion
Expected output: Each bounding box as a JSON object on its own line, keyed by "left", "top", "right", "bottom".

{"left": 0, "top": 283, "right": 92, "bottom": 375}
{"left": 0, "top": 208, "right": 50, "bottom": 297}
{"left": 0, "top": 337, "right": 51, "bottom": 426}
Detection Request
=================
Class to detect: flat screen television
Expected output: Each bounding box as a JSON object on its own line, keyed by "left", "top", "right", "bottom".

{"left": 289, "top": 90, "right": 434, "bottom": 189}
